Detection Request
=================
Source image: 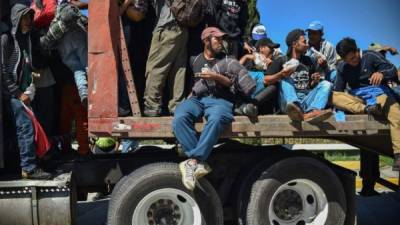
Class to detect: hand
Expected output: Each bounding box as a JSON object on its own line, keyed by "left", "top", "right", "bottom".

{"left": 199, "top": 72, "right": 220, "bottom": 81}
{"left": 264, "top": 57, "right": 272, "bottom": 66}
{"left": 369, "top": 72, "right": 384, "bottom": 85}
{"left": 311, "top": 72, "right": 321, "bottom": 82}
{"left": 317, "top": 58, "right": 327, "bottom": 67}
{"left": 19, "top": 93, "right": 31, "bottom": 105}
{"left": 280, "top": 68, "right": 294, "bottom": 78}
{"left": 389, "top": 47, "right": 398, "bottom": 55}
{"left": 243, "top": 42, "right": 254, "bottom": 54}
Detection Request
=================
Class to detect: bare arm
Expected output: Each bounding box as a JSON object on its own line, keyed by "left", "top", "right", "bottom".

{"left": 264, "top": 68, "right": 293, "bottom": 85}
{"left": 70, "top": 0, "right": 88, "bottom": 9}
{"left": 239, "top": 54, "right": 254, "bottom": 65}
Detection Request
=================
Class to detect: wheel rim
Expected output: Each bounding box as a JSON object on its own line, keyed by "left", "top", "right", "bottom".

{"left": 269, "top": 179, "right": 328, "bottom": 225}
{"left": 132, "top": 188, "right": 202, "bottom": 225}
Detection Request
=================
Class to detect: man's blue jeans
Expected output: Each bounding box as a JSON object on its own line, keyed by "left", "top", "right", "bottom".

{"left": 57, "top": 29, "right": 88, "bottom": 101}
{"left": 9, "top": 99, "right": 37, "bottom": 172}
{"left": 280, "top": 80, "right": 332, "bottom": 113}
{"left": 173, "top": 96, "right": 234, "bottom": 161}
{"left": 120, "top": 139, "right": 139, "bottom": 153}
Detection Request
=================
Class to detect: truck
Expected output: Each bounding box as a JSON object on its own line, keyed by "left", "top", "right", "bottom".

{"left": 0, "top": 1, "right": 398, "bottom": 225}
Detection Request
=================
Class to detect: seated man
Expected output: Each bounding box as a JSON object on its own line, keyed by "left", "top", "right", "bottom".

{"left": 239, "top": 38, "right": 282, "bottom": 115}
{"left": 306, "top": 21, "right": 338, "bottom": 82}
{"left": 173, "top": 27, "right": 254, "bottom": 190}
{"left": 333, "top": 37, "right": 400, "bottom": 170}
{"left": 278, "top": 29, "right": 333, "bottom": 122}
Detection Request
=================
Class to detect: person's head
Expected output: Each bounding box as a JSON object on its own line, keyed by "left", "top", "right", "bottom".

{"left": 255, "top": 38, "right": 280, "bottom": 58}
{"left": 306, "top": 21, "right": 324, "bottom": 46}
{"left": 19, "top": 11, "right": 32, "bottom": 34}
{"left": 201, "top": 27, "right": 226, "bottom": 56}
{"left": 251, "top": 24, "right": 267, "bottom": 41}
{"left": 336, "top": 37, "right": 360, "bottom": 67}
{"left": 286, "top": 29, "right": 308, "bottom": 56}
{"left": 11, "top": 4, "right": 34, "bottom": 35}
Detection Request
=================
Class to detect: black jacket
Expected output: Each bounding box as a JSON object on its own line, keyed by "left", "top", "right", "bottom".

{"left": 1, "top": 4, "right": 43, "bottom": 99}
{"left": 215, "top": 0, "right": 248, "bottom": 40}
{"left": 334, "top": 50, "right": 398, "bottom": 91}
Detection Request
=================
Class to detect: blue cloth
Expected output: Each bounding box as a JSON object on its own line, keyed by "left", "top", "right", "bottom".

{"left": 350, "top": 85, "right": 392, "bottom": 106}
{"left": 280, "top": 80, "right": 332, "bottom": 113}
{"left": 57, "top": 29, "right": 88, "bottom": 100}
{"left": 9, "top": 99, "right": 37, "bottom": 172}
{"left": 120, "top": 139, "right": 139, "bottom": 153}
{"left": 80, "top": 0, "right": 89, "bottom": 16}
{"left": 326, "top": 70, "right": 337, "bottom": 83}
{"left": 173, "top": 96, "right": 234, "bottom": 161}
{"left": 334, "top": 109, "right": 346, "bottom": 122}
{"left": 248, "top": 71, "right": 265, "bottom": 98}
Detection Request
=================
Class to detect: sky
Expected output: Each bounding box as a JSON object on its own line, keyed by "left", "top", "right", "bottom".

{"left": 257, "top": 0, "right": 400, "bottom": 67}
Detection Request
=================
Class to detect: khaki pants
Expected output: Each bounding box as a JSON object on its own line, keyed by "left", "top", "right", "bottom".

{"left": 144, "top": 24, "right": 188, "bottom": 113}
{"left": 332, "top": 91, "right": 400, "bottom": 154}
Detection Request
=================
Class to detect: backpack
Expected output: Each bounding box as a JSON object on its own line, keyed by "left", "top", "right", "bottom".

{"left": 168, "top": 0, "right": 205, "bottom": 27}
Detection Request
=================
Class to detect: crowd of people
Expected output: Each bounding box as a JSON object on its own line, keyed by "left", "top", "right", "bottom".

{"left": 1, "top": 0, "right": 400, "bottom": 193}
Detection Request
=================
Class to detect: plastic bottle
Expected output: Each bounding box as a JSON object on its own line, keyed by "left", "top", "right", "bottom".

{"left": 202, "top": 63, "right": 216, "bottom": 93}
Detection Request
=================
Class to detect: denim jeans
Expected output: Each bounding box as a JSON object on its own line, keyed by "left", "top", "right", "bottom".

{"left": 173, "top": 96, "right": 234, "bottom": 161}
{"left": 57, "top": 29, "right": 88, "bottom": 101}
{"left": 280, "top": 79, "right": 332, "bottom": 113}
{"left": 249, "top": 71, "right": 265, "bottom": 98}
{"left": 326, "top": 70, "right": 337, "bottom": 83}
{"left": 9, "top": 99, "right": 37, "bottom": 172}
{"left": 120, "top": 139, "right": 140, "bottom": 153}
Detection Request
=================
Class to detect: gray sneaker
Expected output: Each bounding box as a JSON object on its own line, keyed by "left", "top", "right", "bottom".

{"left": 194, "top": 162, "right": 212, "bottom": 179}
{"left": 179, "top": 159, "right": 197, "bottom": 191}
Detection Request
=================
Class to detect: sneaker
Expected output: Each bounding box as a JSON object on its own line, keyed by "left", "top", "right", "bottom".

{"left": 194, "top": 162, "right": 212, "bottom": 179}
{"left": 303, "top": 109, "right": 333, "bottom": 123}
{"left": 365, "top": 104, "right": 383, "bottom": 118}
{"left": 286, "top": 102, "right": 303, "bottom": 121}
{"left": 143, "top": 107, "right": 161, "bottom": 117}
{"left": 179, "top": 159, "right": 198, "bottom": 191}
{"left": 393, "top": 153, "right": 400, "bottom": 171}
{"left": 242, "top": 103, "right": 258, "bottom": 117}
{"left": 235, "top": 103, "right": 258, "bottom": 117}
{"left": 22, "top": 168, "right": 52, "bottom": 180}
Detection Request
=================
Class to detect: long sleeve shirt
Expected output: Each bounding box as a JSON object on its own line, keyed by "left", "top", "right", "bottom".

{"left": 334, "top": 50, "right": 397, "bottom": 92}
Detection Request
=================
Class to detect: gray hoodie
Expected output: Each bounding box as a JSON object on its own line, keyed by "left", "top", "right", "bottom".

{"left": 1, "top": 4, "right": 36, "bottom": 99}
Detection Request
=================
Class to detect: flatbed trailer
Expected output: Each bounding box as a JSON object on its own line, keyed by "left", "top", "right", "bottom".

{"left": 0, "top": 0, "right": 398, "bottom": 225}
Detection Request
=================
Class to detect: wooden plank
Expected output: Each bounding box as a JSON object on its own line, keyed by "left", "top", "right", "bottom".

{"left": 88, "top": 115, "right": 391, "bottom": 139}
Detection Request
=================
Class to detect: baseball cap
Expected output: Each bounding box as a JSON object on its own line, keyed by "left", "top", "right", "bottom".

{"left": 368, "top": 43, "right": 385, "bottom": 52}
{"left": 307, "top": 21, "right": 324, "bottom": 31}
{"left": 255, "top": 38, "right": 280, "bottom": 50}
{"left": 252, "top": 24, "right": 267, "bottom": 41}
{"left": 201, "top": 27, "right": 227, "bottom": 41}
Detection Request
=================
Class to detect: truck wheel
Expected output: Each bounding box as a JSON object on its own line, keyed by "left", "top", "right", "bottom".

{"left": 246, "top": 157, "right": 346, "bottom": 225}
{"left": 107, "top": 162, "right": 223, "bottom": 225}
{"left": 236, "top": 154, "right": 290, "bottom": 225}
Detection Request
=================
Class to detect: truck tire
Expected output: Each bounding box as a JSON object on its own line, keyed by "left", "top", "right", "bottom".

{"left": 107, "top": 162, "right": 223, "bottom": 225}
{"left": 236, "top": 153, "right": 291, "bottom": 225}
{"left": 246, "top": 157, "right": 346, "bottom": 225}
